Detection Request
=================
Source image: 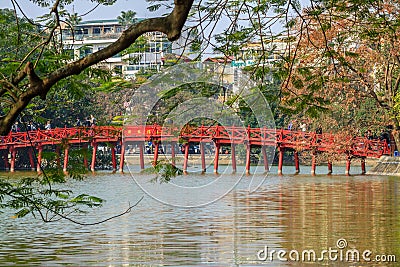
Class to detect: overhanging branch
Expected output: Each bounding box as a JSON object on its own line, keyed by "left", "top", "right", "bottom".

{"left": 0, "top": 0, "right": 194, "bottom": 135}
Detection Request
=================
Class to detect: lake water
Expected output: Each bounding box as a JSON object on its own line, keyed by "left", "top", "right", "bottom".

{"left": 0, "top": 165, "right": 399, "bottom": 266}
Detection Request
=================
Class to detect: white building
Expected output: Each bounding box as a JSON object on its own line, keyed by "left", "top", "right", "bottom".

{"left": 62, "top": 19, "right": 173, "bottom": 78}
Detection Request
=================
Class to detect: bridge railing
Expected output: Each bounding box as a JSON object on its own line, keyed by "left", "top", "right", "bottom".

{"left": 0, "top": 124, "right": 391, "bottom": 158}
{"left": 0, "top": 126, "right": 121, "bottom": 147}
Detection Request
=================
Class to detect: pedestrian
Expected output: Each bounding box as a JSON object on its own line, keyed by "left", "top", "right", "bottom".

{"left": 27, "top": 121, "right": 36, "bottom": 131}
{"left": 84, "top": 117, "right": 91, "bottom": 127}
{"left": 316, "top": 125, "right": 322, "bottom": 135}
{"left": 90, "top": 114, "right": 96, "bottom": 127}
{"left": 288, "top": 121, "right": 293, "bottom": 131}
{"left": 45, "top": 120, "right": 51, "bottom": 130}
{"left": 75, "top": 118, "right": 81, "bottom": 127}
{"left": 315, "top": 125, "right": 322, "bottom": 143}
{"left": 366, "top": 129, "right": 374, "bottom": 140}
{"left": 299, "top": 121, "right": 307, "bottom": 132}
{"left": 11, "top": 122, "right": 20, "bottom": 132}
{"left": 379, "top": 129, "right": 390, "bottom": 145}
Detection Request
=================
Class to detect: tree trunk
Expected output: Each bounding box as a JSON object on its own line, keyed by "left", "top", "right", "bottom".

{"left": 390, "top": 118, "right": 400, "bottom": 154}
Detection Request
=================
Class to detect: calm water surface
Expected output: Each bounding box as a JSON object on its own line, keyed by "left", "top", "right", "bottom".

{"left": 0, "top": 165, "right": 399, "bottom": 266}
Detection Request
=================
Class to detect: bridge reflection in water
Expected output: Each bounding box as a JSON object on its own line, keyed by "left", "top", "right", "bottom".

{"left": 0, "top": 125, "right": 390, "bottom": 175}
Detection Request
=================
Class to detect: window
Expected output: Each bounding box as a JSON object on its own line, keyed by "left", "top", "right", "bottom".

{"left": 126, "top": 66, "right": 140, "bottom": 71}
{"left": 93, "top": 28, "right": 101, "bottom": 35}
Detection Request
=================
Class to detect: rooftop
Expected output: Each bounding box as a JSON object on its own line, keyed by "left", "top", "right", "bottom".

{"left": 76, "top": 18, "right": 145, "bottom": 27}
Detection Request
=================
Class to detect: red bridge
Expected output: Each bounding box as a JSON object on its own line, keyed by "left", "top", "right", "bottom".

{"left": 0, "top": 125, "right": 390, "bottom": 175}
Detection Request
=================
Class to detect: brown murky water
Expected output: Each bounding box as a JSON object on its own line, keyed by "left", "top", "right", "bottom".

{"left": 0, "top": 166, "right": 398, "bottom": 266}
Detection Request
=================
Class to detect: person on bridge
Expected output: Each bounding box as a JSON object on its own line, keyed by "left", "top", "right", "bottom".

{"left": 45, "top": 120, "right": 52, "bottom": 130}
{"left": 366, "top": 129, "right": 374, "bottom": 140}
{"left": 288, "top": 121, "right": 293, "bottom": 131}
{"left": 84, "top": 117, "right": 91, "bottom": 127}
{"left": 90, "top": 115, "right": 96, "bottom": 127}
{"left": 75, "top": 118, "right": 82, "bottom": 127}
{"left": 11, "top": 122, "right": 20, "bottom": 132}
{"left": 316, "top": 126, "right": 322, "bottom": 135}
{"left": 299, "top": 121, "right": 307, "bottom": 132}
{"left": 27, "top": 121, "right": 36, "bottom": 131}
{"left": 379, "top": 129, "right": 391, "bottom": 147}
{"left": 315, "top": 125, "right": 322, "bottom": 143}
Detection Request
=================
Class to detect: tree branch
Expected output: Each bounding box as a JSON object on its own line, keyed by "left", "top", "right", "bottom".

{"left": 0, "top": 0, "right": 194, "bottom": 135}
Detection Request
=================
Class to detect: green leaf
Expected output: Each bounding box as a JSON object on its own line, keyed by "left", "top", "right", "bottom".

{"left": 14, "top": 208, "right": 32, "bottom": 218}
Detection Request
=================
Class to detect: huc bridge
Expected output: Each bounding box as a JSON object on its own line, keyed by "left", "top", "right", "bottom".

{"left": 0, "top": 125, "right": 390, "bottom": 175}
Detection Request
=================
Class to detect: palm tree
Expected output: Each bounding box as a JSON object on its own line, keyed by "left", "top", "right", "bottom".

{"left": 117, "top": 10, "right": 137, "bottom": 29}
{"left": 66, "top": 12, "right": 82, "bottom": 27}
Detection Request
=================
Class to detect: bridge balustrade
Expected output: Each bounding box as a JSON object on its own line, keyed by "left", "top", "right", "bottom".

{"left": 0, "top": 125, "right": 390, "bottom": 174}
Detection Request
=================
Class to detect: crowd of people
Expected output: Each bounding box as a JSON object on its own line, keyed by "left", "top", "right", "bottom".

{"left": 74, "top": 115, "right": 96, "bottom": 127}
{"left": 286, "top": 120, "right": 392, "bottom": 145}
{"left": 287, "top": 120, "right": 313, "bottom": 133}
{"left": 10, "top": 115, "right": 97, "bottom": 133}
{"left": 366, "top": 128, "right": 391, "bottom": 145}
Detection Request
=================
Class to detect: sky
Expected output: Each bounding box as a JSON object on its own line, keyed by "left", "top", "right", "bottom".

{"left": 1, "top": 0, "right": 163, "bottom": 21}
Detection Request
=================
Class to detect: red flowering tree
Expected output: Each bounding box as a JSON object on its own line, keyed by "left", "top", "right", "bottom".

{"left": 281, "top": 0, "right": 400, "bottom": 145}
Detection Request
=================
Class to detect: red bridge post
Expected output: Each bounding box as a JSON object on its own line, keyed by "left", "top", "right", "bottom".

{"left": 345, "top": 157, "right": 351, "bottom": 176}
{"left": 171, "top": 142, "right": 176, "bottom": 167}
{"left": 327, "top": 161, "right": 333, "bottom": 175}
{"left": 311, "top": 152, "right": 316, "bottom": 176}
{"left": 138, "top": 143, "right": 144, "bottom": 170}
{"left": 37, "top": 146, "right": 43, "bottom": 174}
{"left": 200, "top": 142, "right": 206, "bottom": 173}
{"left": 231, "top": 144, "right": 237, "bottom": 174}
{"left": 245, "top": 126, "right": 251, "bottom": 175}
{"left": 183, "top": 143, "right": 189, "bottom": 175}
{"left": 262, "top": 146, "right": 269, "bottom": 173}
{"left": 294, "top": 151, "right": 300, "bottom": 174}
{"left": 361, "top": 157, "right": 366, "bottom": 175}
{"left": 278, "top": 146, "right": 284, "bottom": 176}
{"left": 153, "top": 141, "right": 159, "bottom": 166}
{"left": 111, "top": 144, "right": 117, "bottom": 172}
{"left": 63, "top": 146, "right": 69, "bottom": 173}
{"left": 10, "top": 146, "right": 16, "bottom": 173}
{"left": 245, "top": 142, "right": 251, "bottom": 175}
{"left": 91, "top": 142, "right": 97, "bottom": 173}
{"left": 214, "top": 142, "right": 220, "bottom": 174}
{"left": 120, "top": 144, "right": 126, "bottom": 173}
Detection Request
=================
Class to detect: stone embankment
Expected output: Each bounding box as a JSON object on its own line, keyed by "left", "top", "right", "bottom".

{"left": 367, "top": 156, "right": 400, "bottom": 176}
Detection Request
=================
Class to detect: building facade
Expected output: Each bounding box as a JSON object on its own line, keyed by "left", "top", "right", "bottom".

{"left": 62, "top": 19, "right": 173, "bottom": 78}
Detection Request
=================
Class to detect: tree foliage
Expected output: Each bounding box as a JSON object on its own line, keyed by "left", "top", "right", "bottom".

{"left": 0, "top": 0, "right": 194, "bottom": 135}
{"left": 280, "top": 0, "right": 400, "bottom": 137}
